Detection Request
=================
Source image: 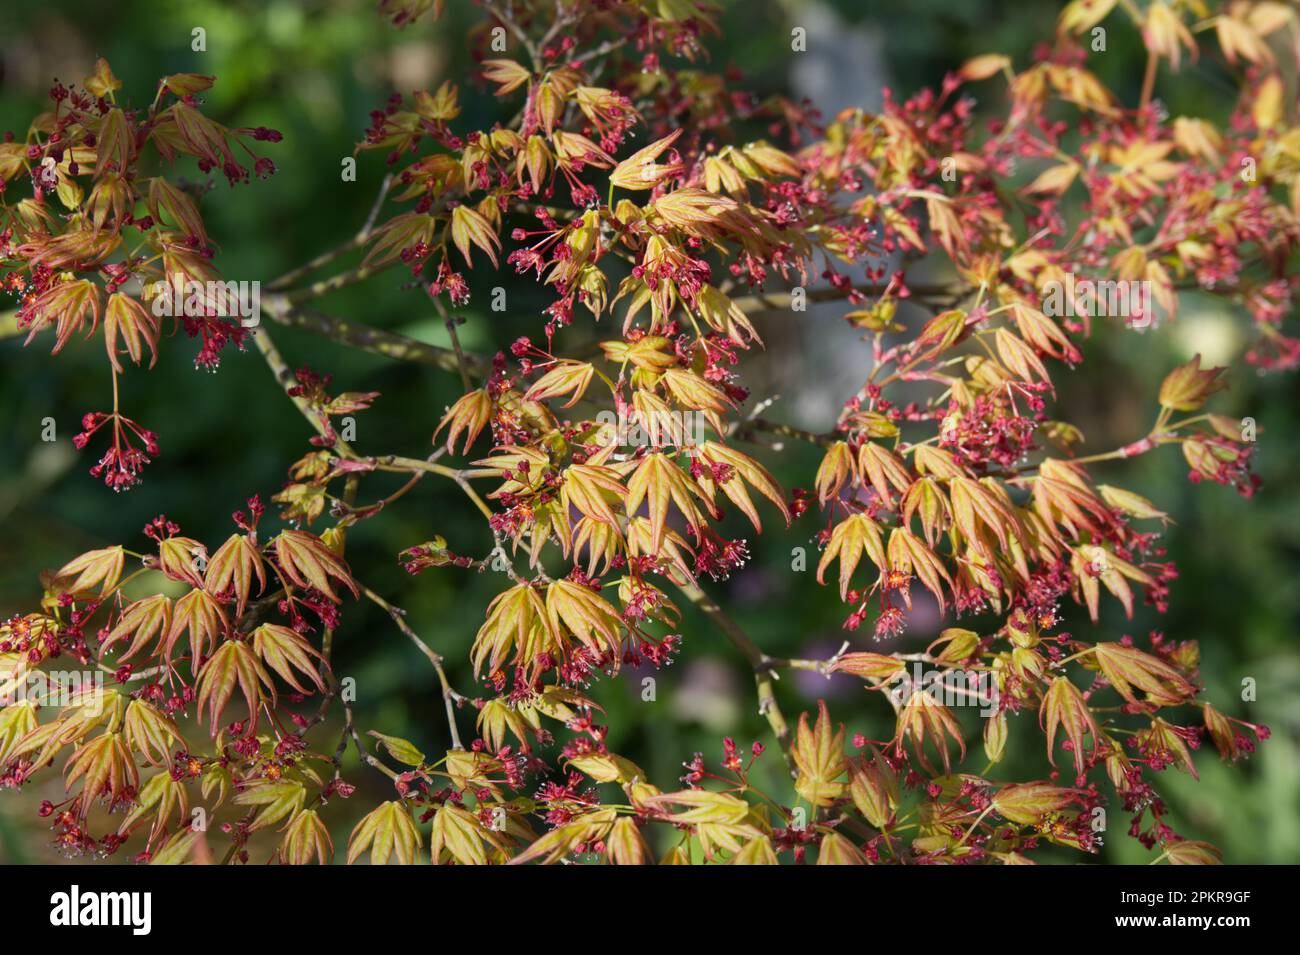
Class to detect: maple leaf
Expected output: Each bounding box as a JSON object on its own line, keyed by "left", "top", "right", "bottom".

{"left": 1092, "top": 642, "right": 1194, "bottom": 706}
{"left": 122, "top": 699, "right": 185, "bottom": 767}
{"left": 55, "top": 545, "right": 125, "bottom": 598}
{"left": 234, "top": 780, "right": 307, "bottom": 831}
{"left": 195, "top": 639, "right": 275, "bottom": 733}
{"left": 273, "top": 530, "right": 357, "bottom": 602}
{"left": 609, "top": 129, "right": 683, "bottom": 190}
{"left": 450, "top": 203, "right": 501, "bottom": 268}
{"left": 100, "top": 594, "right": 172, "bottom": 661}
{"left": 251, "top": 623, "right": 326, "bottom": 694}
{"left": 793, "top": 701, "right": 848, "bottom": 807}
{"left": 348, "top": 801, "right": 423, "bottom": 865}
{"left": 280, "top": 808, "right": 334, "bottom": 865}
{"left": 816, "top": 513, "right": 887, "bottom": 600}
{"left": 204, "top": 534, "right": 267, "bottom": 616}
{"left": 992, "top": 782, "right": 1084, "bottom": 825}
{"left": 695, "top": 441, "right": 790, "bottom": 533}
{"left": 624, "top": 452, "right": 715, "bottom": 553}
{"left": 163, "top": 588, "right": 228, "bottom": 665}
{"left": 1040, "top": 676, "right": 1101, "bottom": 776}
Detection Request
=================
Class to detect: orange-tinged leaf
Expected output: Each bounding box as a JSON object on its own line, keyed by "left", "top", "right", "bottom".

{"left": 273, "top": 530, "right": 356, "bottom": 603}
{"left": 816, "top": 513, "right": 886, "bottom": 600}
{"left": 793, "top": 700, "right": 847, "bottom": 806}
{"left": 280, "top": 808, "right": 334, "bottom": 864}
{"left": 450, "top": 203, "right": 501, "bottom": 268}
{"left": 101, "top": 594, "right": 172, "bottom": 661}
{"left": 624, "top": 452, "right": 714, "bottom": 553}
{"left": 992, "top": 782, "right": 1083, "bottom": 825}
{"left": 1040, "top": 676, "right": 1100, "bottom": 776}
{"left": 1092, "top": 642, "right": 1193, "bottom": 706}
{"left": 610, "top": 129, "right": 683, "bottom": 190}
{"left": 234, "top": 780, "right": 306, "bottom": 831}
{"left": 204, "top": 534, "right": 266, "bottom": 616}
{"left": 251, "top": 623, "right": 326, "bottom": 694}
{"left": 195, "top": 640, "right": 274, "bottom": 733}
{"left": 55, "top": 546, "right": 125, "bottom": 597}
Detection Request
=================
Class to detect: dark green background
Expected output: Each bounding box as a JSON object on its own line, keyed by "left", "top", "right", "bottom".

{"left": 1, "top": 0, "right": 1296, "bottom": 863}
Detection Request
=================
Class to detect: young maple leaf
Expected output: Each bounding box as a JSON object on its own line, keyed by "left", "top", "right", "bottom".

{"left": 348, "top": 801, "right": 423, "bottom": 865}
{"left": 163, "top": 588, "right": 228, "bottom": 665}
{"left": 251, "top": 623, "right": 327, "bottom": 694}
{"left": 280, "top": 808, "right": 334, "bottom": 865}
{"left": 204, "top": 534, "right": 267, "bottom": 616}
{"left": 624, "top": 452, "right": 716, "bottom": 553}
{"left": 273, "top": 530, "right": 357, "bottom": 602}
{"left": 792, "top": 700, "right": 848, "bottom": 807}
{"left": 449, "top": 203, "right": 501, "bottom": 268}
{"left": 1040, "top": 676, "right": 1101, "bottom": 776}
{"left": 816, "top": 513, "right": 887, "bottom": 600}
{"left": 609, "top": 129, "right": 683, "bottom": 191}
{"left": 195, "top": 639, "right": 274, "bottom": 733}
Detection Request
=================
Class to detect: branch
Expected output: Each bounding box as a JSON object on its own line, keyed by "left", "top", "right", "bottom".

{"left": 363, "top": 585, "right": 466, "bottom": 751}
{"left": 260, "top": 295, "right": 490, "bottom": 377}
{"left": 677, "top": 580, "right": 797, "bottom": 777}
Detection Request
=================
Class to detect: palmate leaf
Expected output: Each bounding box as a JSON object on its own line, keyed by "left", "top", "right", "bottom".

{"left": 815, "top": 441, "right": 857, "bottom": 504}
{"left": 449, "top": 203, "right": 501, "bottom": 268}
{"left": 887, "top": 527, "right": 954, "bottom": 614}
{"left": 509, "top": 808, "right": 616, "bottom": 866}
{"left": 348, "top": 800, "right": 423, "bottom": 865}
{"left": 195, "top": 639, "right": 275, "bottom": 733}
{"left": 1092, "top": 642, "right": 1194, "bottom": 706}
{"left": 606, "top": 817, "right": 652, "bottom": 865}
{"left": 992, "top": 782, "right": 1084, "bottom": 825}
{"left": 100, "top": 593, "right": 172, "bottom": 661}
{"left": 163, "top": 587, "right": 228, "bottom": 665}
{"left": 695, "top": 441, "right": 790, "bottom": 533}
{"left": 728, "top": 835, "right": 779, "bottom": 865}
{"left": 894, "top": 693, "right": 966, "bottom": 774}
{"left": 149, "top": 827, "right": 204, "bottom": 866}
{"left": 792, "top": 701, "right": 848, "bottom": 807}
{"left": 204, "top": 534, "right": 266, "bottom": 616}
{"left": 234, "top": 780, "right": 307, "bottom": 831}
{"left": 641, "top": 790, "right": 750, "bottom": 826}
{"left": 624, "top": 451, "right": 715, "bottom": 553}
{"left": 560, "top": 463, "right": 627, "bottom": 526}
{"left": 816, "top": 512, "right": 886, "bottom": 599}
{"left": 54, "top": 545, "right": 125, "bottom": 597}
{"left": 64, "top": 732, "right": 138, "bottom": 813}
{"left": 472, "top": 582, "right": 555, "bottom": 676}
{"left": 280, "top": 808, "right": 334, "bottom": 865}
{"left": 121, "top": 771, "right": 189, "bottom": 842}
{"left": 273, "top": 530, "right": 357, "bottom": 603}
{"left": 858, "top": 441, "right": 912, "bottom": 505}
{"left": 818, "top": 832, "right": 870, "bottom": 865}
{"left": 544, "top": 579, "right": 624, "bottom": 664}
{"left": 430, "top": 804, "right": 509, "bottom": 865}
{"left": 1040, "top": 676, "right": 1100, "bottom": 776}
{"left": 251, "top": 623, "right": 326, "bottom": 694}
{"left": 122, "top": 699, "right": 185, "bottom": 767}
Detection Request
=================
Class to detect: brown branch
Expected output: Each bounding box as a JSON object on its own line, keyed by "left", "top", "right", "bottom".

{"left": 260, "top": 295, "right": 490, "bottom": 377}
{"left": 676, "top": 580, "right": 797, "bottom": 777}
{"left": 362, "top": 585, "right": 466, "bottom": 751}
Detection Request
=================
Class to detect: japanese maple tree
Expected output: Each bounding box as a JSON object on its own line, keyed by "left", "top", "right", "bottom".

{"left": 0, "top": 0, "right": 1294, "bottom": 865}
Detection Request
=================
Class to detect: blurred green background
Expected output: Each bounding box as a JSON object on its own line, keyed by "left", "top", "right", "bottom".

{"left": 1, "top": 0, "right": 1296, "bottom": 864}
